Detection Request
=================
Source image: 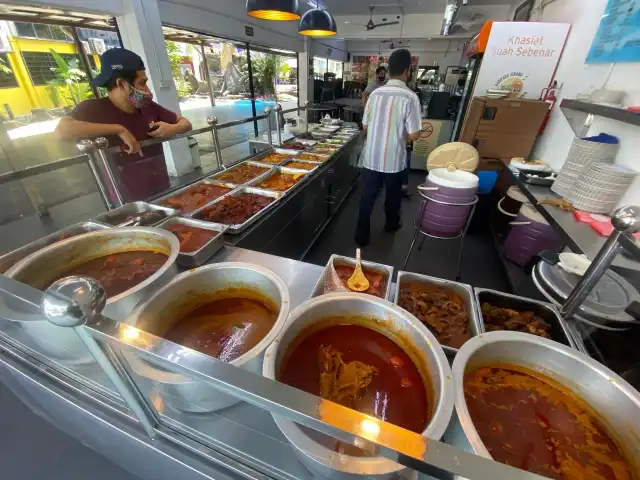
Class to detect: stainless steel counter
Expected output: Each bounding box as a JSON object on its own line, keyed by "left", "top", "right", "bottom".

{"left": 508, "top": 169, "right": 640, "bottom": 272}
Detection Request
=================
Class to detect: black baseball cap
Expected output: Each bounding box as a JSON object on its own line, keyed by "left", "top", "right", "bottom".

{"left": 92, "top": 48, "right": 146, "bottom": 87}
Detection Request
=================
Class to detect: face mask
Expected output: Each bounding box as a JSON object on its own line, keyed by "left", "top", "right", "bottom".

{"left": 378, "top": 75, "right": 386, "bottom": 83}
{"left": 125, "top": 82, "right": 153, "bottom": 108}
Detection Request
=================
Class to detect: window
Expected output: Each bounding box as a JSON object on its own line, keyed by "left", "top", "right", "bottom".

{"left": 313, "top": 57, "right": 327, "bottom": 78}
{"left": 14, "top": 22, "right": 72, "bottom": 42}
{"left": 0, "top": 53, "right": 18, "bottom": 89}
{"left": 22, "top": 51, "right": 81, "bottom": 85}
{"left": 328, "top": 59, "right": 343, "bottom": 78}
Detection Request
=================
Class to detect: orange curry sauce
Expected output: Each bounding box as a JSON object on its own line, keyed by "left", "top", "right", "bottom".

{"left": 464, "top": 365, "right": 634, "bottom": 480}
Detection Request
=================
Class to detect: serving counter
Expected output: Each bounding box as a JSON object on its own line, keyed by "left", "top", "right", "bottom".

{"left": 1, "top": 125, "right": 640, "bottom": 480}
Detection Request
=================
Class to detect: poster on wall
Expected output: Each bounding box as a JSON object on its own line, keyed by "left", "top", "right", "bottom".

{"left": 349, "top": 55, "right": 419, "bottom": 85}
{"left": 586, "top": 0, "right": 640, "bottom": 63}
{"left": 473, "top": 22, "right": 570, "bottom": 99}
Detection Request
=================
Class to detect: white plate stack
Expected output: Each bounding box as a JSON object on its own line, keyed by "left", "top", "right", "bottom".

{"left": 566, "top": 163, "right": 637, "bottom": 213}
{"left": 551, "top": 137, "right": 618, "bottom": 197}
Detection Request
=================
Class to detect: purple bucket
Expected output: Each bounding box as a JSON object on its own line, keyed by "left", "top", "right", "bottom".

{"left": 420, "top": 169, "right": 479, "bottom": 238}
{"left": 503, "top": 205, "right": 563, "bottom": 266}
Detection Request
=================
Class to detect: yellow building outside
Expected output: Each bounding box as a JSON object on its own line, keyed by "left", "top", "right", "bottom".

{"left": 0, "top": 35, "right": 99, "bottom": 116}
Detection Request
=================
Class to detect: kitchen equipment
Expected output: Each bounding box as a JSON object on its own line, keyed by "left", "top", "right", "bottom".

{"left": 503, "top": 204, "right": 563, "bottom": 267}
{"left": 475, "top": 288, "right": 577, "bottom": 348}
{"left": 347, "top": 249, "right": 369, "bottom": 292}
{"left": 4, "top": 227, "right": 179, "bottom": 364}
{"left": 518, "top": 169, "right": 556, "bottom": 186}
{"left": 156, "top": 217, "right": 227, "bottom": 268}
{"left": 129, "top": 263, "right": 290, "bottom": 412}
{"left": 310, "top": 254, "right": 393, "bottom": 300}
{"left": 449, "top": 331, "right": 640, "bottom": 476}
{"left": 494, "top": 185, "right": 530, "bottom": 235}
{"left": 557, "top": 252, "right": 591, "bottom": 276}
{"left": 0, "top": 221, "right": 110, "bottom": 274}
{"left": 532, "top": 254, "right": 640, "bottom": 331}
{"left": 394, "top": 271, "right": 483, "bottom": 356}
{"left": 95, "top": 202, "right": 179, "bottom": 227}
{"left": 263, "top": 293, "right": 454, "bottom": 479}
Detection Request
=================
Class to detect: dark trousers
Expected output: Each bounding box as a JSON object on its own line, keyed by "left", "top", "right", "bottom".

{"left": 355, "top": 168, "right": 403, "bottom": 243}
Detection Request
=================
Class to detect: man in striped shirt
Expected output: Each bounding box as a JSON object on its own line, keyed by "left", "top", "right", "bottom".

{"left": 355, "top": 49, "right": 422, "bottom": 246}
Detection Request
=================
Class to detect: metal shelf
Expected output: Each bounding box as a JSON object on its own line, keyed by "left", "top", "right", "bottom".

{"left": 560, "top": 98, "right": 640, "bottom": 137}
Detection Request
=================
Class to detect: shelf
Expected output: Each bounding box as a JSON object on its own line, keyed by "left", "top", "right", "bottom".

{"left": 560, "top": 98, "right": 640, "bottom": 137}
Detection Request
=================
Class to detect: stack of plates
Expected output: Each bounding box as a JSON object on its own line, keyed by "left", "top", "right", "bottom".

{"left": 551, "top": 140, "right": 617, "bottom": 197}
{"left": 566, "top": 163, "right": 637, "bottom": 213}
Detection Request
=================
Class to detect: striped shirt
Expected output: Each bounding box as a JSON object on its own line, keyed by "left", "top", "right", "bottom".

{"left": 362, "top": 79, "right": 422, "bottom": 173}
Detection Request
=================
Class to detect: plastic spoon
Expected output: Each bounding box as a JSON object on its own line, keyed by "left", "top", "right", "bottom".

{"left": 347, "top": 248, "right": 370, "bottom": 292}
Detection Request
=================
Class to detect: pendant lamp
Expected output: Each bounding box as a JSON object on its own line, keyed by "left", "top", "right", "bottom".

{"left": 298, "top": 3, "right": 337, "bottom": 37}
{"left": 246, "top": 0, "right": 300, "bottom": 21}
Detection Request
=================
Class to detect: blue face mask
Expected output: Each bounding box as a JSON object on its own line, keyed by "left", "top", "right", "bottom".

{"left": 125, "top": 82, "right": 153, "bottom": 108}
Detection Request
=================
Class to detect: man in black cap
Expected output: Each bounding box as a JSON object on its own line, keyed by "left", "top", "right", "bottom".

{"left": 55, "top": 48, "right": 192, "bottom": 200}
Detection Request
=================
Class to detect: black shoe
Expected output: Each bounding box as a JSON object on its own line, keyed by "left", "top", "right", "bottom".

{"left": 384, "top": 219, "right": 403, "bottom": 233}
{"left": 401, "top": 187, "right": 411, "bottom": 198}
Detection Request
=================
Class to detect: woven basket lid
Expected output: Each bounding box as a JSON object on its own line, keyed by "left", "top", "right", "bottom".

{"left": 426, "top": 142, "right": 479, "bottom": 173}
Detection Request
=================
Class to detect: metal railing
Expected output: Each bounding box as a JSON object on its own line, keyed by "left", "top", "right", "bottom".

{"left": 77, "top": 102, "right": 309, "bottom": 210}
{"left": 0, "top": 103, "right": 309, "bottom": 215}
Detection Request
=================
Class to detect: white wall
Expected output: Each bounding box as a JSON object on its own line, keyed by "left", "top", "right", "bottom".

{"left": 346, "top": 39, "right": 466, "bottom": 68}
{"left": 533, "top": 0, "right": 640, "bottom": 208}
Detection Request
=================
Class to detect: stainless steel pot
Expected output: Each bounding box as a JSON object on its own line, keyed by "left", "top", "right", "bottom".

{"left": 450, "top": 331, "right": 640, "bottom": 475}
{"left": 128, "top": 262, "right": 291, "bottom": 412}
{"left": 4, "top": 227, "right": 179, "bottom": 365}
{"left": 263, "top": 293, "right": 454, "bottom": 479}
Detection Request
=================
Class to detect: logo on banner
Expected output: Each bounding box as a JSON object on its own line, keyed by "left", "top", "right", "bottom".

{"left": 493, "top": 71, "right": 530, "bottom": 98}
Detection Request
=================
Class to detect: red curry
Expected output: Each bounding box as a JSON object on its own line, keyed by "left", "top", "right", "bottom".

{"left": 167, "top": 224, "right": 215, "bottom": 253}
{"left": 464, "top": 365, "right": 634, "bottom": 479}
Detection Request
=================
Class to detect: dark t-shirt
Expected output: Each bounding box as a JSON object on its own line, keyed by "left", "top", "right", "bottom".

{"left": 70, "top": 98, "right": 179, "bottom": 201}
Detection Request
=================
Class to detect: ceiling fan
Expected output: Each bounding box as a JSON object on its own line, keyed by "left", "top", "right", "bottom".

{"left": 382, "top": 39, "right": 411, "bottom": 49}
{"left": 364, "top": 6, "right": 400, "bottom": 31}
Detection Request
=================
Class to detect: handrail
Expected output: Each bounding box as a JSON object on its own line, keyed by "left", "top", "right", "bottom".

{"left": 0, "top": 154, "right": 88, "bottom": 185}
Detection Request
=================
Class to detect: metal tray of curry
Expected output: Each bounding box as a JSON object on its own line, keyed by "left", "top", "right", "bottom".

{"left": 310, "top": 254, "right": 393, "bottom": 300}
{"left": 153, "top": 180, "right": 237, "bottom": 213}
{"left": 157, "top": 216, "right": 227, "bottom": 268}
{"left": 208, "top": 161, "right": 273, "bottom": 186}
{"left": 255, "top": 166, "right": 309, "bottom": 193}
{"left": 475, "top": 288, "right": 576, "bottom": 348}
{"left": 192, "top": 186, "right": 281, "bottom": 234}
{"left": 0, "top": 221, "right": 111, "bottom": 274}
{"left": 250, "top": 148, "right": 299, "bottom": 166}
{"left": 394, "top": 271, "right": 482, "bottom": 355}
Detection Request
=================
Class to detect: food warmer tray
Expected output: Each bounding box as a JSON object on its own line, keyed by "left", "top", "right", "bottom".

{"left": 281, "top": 159, "right": 320, "bottom": 173}
{"left": 310, "top": 254, "right": 394, "bottom": 301}
{"left": 152, "top": 178, "right": 239, "bottom": 212}
{"left": 254, "top": 166, "right": 311, "bottom": 195}
{"left": 0, "top": 221, "right": 111, "bottom": 274}
{"left": 249, "top": 147, "right": 300, "bottom": 167}
{"left": 192, "top": 186, "right": 281, "bottom": 235}
{"left": 206, "top": 161, "right": 275, "bottom": 188}
{"left": 156, "top": 216, "right": 228, "bottom": 268}
{"left": 393, "top": 271, "right": 483, "bottom": 356}
{"left": 474, "top": 288, "right": 577, "bottom": 349}
{"left": 94, "top": 201, "right": 179, "bottom": 227}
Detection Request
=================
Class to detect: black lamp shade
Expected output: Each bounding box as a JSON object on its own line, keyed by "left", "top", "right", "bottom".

{"left": 298, "top": 8, "right": 337, "bottom": 36}
{"left": 246, "top": 0, "right": 300, "bottom": 20}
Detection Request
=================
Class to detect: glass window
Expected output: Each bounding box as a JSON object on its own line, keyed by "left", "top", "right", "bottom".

{"left": 313, "top": 56, "right": 327, "bottom": 79}
{"left": 14, "top": 21, "right": 73, "bottom": 42}
{"left": 327, "top": 59, "right": 343, "bottom": 78}
{"left": 13, "top": 21, "right": 36, "bottom": 38}
{"left": 22, "top": 51, "right": 82, "bottom": 86}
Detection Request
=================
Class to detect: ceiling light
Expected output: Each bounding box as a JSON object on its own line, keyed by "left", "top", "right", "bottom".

{"left": 344, "top": 20, "right": 349, "bottom": 23}
{"left": 246, "top": 0, "right": 301, "bottom": 21}
{"left": 298, "top": 7, "right": 337, "bottom": 37}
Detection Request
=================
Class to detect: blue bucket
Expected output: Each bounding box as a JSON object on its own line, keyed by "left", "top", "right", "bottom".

{"left": 477, "top": 171, "right": 499, "bottom": 194}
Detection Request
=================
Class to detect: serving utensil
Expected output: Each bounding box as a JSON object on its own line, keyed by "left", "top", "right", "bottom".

{"left": 347, "top": 248, "right": 369, "bottom": 292}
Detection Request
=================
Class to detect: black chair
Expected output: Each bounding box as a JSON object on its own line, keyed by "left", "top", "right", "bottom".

{"left": 428, "top": 92, "right": 450, "bottom": 120}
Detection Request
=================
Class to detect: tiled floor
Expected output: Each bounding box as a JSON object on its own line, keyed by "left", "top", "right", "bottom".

{"left": 304, "top": 171, "right": 511, "bottom": 291}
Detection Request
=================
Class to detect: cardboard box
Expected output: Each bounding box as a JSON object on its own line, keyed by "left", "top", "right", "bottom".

{"left": 460, "top": 97, "right": 548, "bottom": 160}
